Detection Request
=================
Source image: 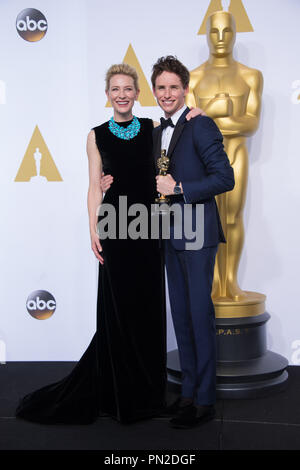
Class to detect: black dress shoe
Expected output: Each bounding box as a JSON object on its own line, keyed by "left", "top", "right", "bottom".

{"left": 169, "top": 404, "right": 215, "bottom": 429}
{"left": 159, "top": 397, "right": 194, "bottom": 418}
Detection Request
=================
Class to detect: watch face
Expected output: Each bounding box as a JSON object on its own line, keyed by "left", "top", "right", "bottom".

{"left": 174, "top": 185, "right": 181, "bottom": 195}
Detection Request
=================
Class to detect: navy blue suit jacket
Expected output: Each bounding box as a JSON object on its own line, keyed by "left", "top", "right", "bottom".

{"left": 153, "top": 107, "right": 235, "bottom": 250}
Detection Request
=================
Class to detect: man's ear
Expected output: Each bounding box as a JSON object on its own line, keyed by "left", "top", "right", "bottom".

{"left": 184, "top": 86, "right": 189, "bottom": 96}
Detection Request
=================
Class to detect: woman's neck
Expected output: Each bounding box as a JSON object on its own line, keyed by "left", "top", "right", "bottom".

{"left": 113, "top": 111, "right": 133, "bottom": 122}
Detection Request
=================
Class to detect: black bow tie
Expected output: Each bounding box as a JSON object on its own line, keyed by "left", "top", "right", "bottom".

{"left": 160, "top": 117, "right": 175, "bottom": 130}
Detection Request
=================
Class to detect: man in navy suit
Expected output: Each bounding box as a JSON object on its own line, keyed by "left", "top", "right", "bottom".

{"left": 152, "top": 56, "right": 234, "bottom": 428}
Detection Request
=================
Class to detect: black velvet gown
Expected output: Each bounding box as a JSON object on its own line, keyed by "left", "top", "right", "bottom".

{"left": 15, "top": 118, "right": 166, "bottom": 424}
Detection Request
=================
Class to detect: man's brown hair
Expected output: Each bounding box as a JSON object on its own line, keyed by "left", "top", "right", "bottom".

{"left": 151, "top": 56, "right": 190, "bottom": 89}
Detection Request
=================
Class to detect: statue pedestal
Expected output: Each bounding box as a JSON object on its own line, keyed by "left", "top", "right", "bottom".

{"left": 214, "top": 291, "right": 266, "bottom": 318}
{"left": 167, "top": 296, "right": 289, "bottom": 398}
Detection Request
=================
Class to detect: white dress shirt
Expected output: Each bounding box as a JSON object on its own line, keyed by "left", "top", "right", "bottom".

{"left": 160, "top": 104, "right": 187, "bottom": 196}
{"left": 161, "top": 104, "right": 187, "bottom": 154}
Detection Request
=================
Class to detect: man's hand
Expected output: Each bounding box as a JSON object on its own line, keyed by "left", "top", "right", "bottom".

{"left": 156, "top": 174, "right": 178, "bottom": 196}
{"left": 100, "top": 172, "right": 113, "bottom": 192}
{"left": 185, "top": 107, "right": 206, "bottom": 121}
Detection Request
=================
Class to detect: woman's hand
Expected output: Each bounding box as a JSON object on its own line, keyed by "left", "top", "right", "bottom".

{"left": 100, "top": 172, "right": 113, "bottom": 192}
{"left": 185, "top": 107, "right": 206, "bottom": 120}
{"left": 90, "top": 230, "right": 104, "bottom": 265}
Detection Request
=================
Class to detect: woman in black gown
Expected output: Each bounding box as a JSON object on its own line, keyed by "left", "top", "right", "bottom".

{"left": 15, "top": 64, "right": 166, "bottom": 424}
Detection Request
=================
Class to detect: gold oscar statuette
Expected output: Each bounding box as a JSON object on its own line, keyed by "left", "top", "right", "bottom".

{"left": 186, "top": 10, "right": 265, "bottom": 318}
{"left": 155, "top": 149, "right": 170, "bottom": 206}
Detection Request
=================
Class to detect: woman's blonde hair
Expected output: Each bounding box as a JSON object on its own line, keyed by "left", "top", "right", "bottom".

{"left": 105, "top": 63, "right": 139, "bottom": 91}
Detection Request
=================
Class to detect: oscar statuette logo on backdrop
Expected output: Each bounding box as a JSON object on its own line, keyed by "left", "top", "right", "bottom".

{"left": 105, "top": 44, "right": 156, "bottom": 107}
{"left": 26, "top": 290, "right": 56, "bottom": 320}
{"left": 14, "top": 126, "right": 62, "bottom": 182}
{"left": 198, "top": 0, "right": 253, "bottom": 34}
{"left": 16, "top": 8, "right": 48, "bottom": 42}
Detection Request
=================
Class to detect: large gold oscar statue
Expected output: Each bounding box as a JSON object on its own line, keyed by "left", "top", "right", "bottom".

{"left": 186, "top": 10, "right": 265, "bottom": 318}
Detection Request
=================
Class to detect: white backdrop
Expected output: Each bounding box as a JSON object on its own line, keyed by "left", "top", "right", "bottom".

{"left": 1, "top": 0, "right": 300, "bottom": 363}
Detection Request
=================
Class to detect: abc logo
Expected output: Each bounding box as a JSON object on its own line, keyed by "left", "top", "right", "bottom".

{"left": 26, "top": 290, "right": 56, "bottom": 320}
{"left": 16, "top": 9, "right": 48, "bottom": 42}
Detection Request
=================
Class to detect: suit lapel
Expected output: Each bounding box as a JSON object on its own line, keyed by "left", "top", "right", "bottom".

{"left": 167, "top": 107, "right": 190, "bottom": 157}
{"left": 153, "top": 107, "right": 190, "bottom": 169}
{"left": 153, "top": 126, "right": 162, "bottom": 162}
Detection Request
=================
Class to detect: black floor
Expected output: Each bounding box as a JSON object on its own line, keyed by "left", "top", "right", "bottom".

{"left": 0, "top": 363, "right": 299, "bottom": 450}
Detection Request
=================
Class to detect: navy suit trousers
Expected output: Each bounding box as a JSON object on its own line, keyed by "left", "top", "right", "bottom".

{"left": 164, "top": 240, "right": 218, "bottom": 405}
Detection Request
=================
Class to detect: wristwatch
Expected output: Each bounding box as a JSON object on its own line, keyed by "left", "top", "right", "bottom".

{"left": 173, "top": 182, "right": 182, "bottom": 195}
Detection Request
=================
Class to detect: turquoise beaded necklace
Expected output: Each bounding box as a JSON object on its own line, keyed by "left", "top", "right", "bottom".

{"left": 108, "top": 115, "right": 141, "bottom": 140}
